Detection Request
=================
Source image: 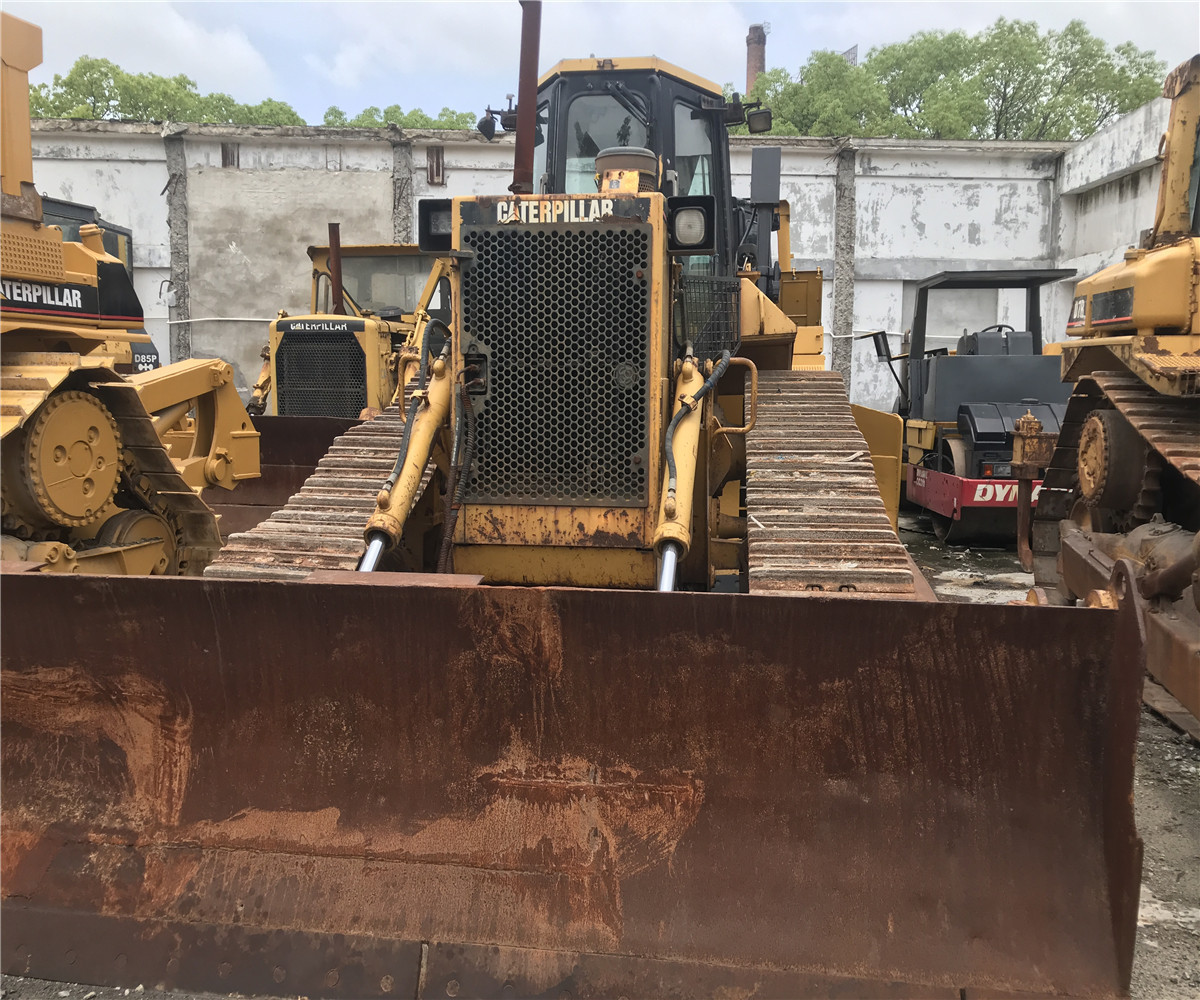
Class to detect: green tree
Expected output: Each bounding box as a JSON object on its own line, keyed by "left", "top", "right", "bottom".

{"left": 323, "top": 103, "right": 475, "bottom": 130}
{"left": 322, "top": 106, "right": 349, "bottom": 127}
{"left": 736, "top": 17, "right": 1164, "bottom": 141}
{"left": 30, "top": 55, "right": 306, "bottom": 125}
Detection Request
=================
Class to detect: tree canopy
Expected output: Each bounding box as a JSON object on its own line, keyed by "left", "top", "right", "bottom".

{"left": 740, "top": 18, "right": 1165, "bottom": 140}
{"left": 29, "top": 58, "right": 475, "bottom": 129}
{"left": 30, "top": 57, "right": 306, "bottom": 125}
{"left": 322, "top": 105, "right": 475, "bottom": 129}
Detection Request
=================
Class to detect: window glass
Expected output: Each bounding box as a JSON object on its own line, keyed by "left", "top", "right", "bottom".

{"left": 532, "top": 101, "right": 549, "bottom": 193}
{"left": 340, "top": 255, "right": 431, "bottom": 315}
{"left": 564, "top": 95, "right": 649, "bottom": 193}
{"left": 674, "top": 103, "right": 714, "bottom": 196}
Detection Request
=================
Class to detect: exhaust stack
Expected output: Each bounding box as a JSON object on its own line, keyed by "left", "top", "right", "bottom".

{"left": 509, "top": 0, "right": 542, "bottom": 194}
{"left": 327, "top": 221, "right": 345, "bottom": 315}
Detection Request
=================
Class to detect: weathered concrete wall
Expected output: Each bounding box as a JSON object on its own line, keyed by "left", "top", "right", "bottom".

{"left": 732, "top": 137, "right": 1070, "bottom": 409}
{"left": 179, "top": 129, "right": 397, "bottom": 387}
{"left": 1054, "top": 99, "right": 1170, "bottom": 308}
{"left": 29, "top": 96, "right": 1171, "bottom": 407}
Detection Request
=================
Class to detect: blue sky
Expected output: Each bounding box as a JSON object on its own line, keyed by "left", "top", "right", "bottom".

{"left": 10, "top": 1, "right": 1199, "bottom": 126}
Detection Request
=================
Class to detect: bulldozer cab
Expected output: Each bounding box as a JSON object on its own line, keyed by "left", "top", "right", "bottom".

{"left": 533, "top": 59, "right": 742, "bottom": 272}
{"left": 309, "top": 243, "right": 446, "bottom": 322}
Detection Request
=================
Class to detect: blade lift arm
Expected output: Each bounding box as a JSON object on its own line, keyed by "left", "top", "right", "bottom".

{"left": 654, "top": 350, "right": 730, "bottom": 591}
{"left": 359, "top": 341, "right": 452, "bottom": 572}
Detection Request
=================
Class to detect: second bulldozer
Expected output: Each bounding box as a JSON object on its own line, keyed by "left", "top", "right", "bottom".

{"left": 2, "top": 8, "right": 1146, "bottom": 998}
{"left": 1033, "top": 53, "right": 1200, "bottom": 727}
{"left": 1, "top": 13, "right": 260, "bottom": 575}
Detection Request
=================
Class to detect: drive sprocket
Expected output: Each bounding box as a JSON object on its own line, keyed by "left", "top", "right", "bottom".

{"left": 2, "top": 389, "right": 123, "bottom": 534}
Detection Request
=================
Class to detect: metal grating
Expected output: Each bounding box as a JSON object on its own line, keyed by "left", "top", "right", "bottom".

{"left": 1, "top": 230, "right": 66, "bottom": 282}
{"left": 276, "top": 330, "right": 367, "bottom": 417}
{"left": 675, "top": 274, "right": 741, "bottom": 361}
{"left": 461, "top": 223, "right": 652, "bottom": 505}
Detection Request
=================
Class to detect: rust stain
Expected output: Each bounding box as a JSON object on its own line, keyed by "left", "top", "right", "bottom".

{"left": 1, "top": 667, "right": 192, "bottom": 827}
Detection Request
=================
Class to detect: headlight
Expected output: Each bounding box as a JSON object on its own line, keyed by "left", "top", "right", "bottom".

{"left": 430, "top": 209, "right": 452, "bottom": 236}
{"left": 672, "top": 208, "right": 707, "bottom": 247}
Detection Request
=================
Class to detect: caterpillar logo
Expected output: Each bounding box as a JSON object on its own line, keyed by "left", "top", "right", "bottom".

{"left": 1, "top": 278, "right": 85, "bottom": 310}
{"left": 496, "top": 198, "right": 615, "bottom": 224}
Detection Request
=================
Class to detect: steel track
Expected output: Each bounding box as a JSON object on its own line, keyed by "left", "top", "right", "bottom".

{"left": 745, "top": 370, "right": 916, "bottom": 595}
{"left": 205, "top": 409, "right": 410, "bottom": 580}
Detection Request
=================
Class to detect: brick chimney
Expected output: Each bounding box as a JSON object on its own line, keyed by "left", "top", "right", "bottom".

{"left": 746, "top": 23, "right": 767, "bottom": 94}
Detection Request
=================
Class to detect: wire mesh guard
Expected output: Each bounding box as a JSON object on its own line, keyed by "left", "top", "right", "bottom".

{"left": 675, "top": 274, "right": 741, "bottom": 361}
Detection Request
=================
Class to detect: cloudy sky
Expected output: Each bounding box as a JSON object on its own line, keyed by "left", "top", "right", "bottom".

{"left": 8, "top": 1, "right": 1199, "bottom": 126}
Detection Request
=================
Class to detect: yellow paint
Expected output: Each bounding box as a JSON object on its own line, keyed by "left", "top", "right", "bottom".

{"left": 539, "top": 57, "right": 721, "bottom": 96}
{"left": 851, "top": 405, "right": 903, "bottom": 534}
{"left": 653, "top": 361, "right": 706, "bottom": 556}
{"left": 458, "top": 504, "right": 649, "bottom": 548}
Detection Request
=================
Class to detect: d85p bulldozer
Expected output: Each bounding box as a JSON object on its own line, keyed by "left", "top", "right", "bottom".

{"left": 0, "top": 13, "right": 260, "bottom": 575}
{"left": 2, "top": 5, "right": 1147, "bottom": 997}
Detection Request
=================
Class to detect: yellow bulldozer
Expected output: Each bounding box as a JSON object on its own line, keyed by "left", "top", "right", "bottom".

{"left": 249, "top": 232, "right": 450, "bottom": 419}
{"left": 1031, "top": 54, "right": 1200, "bottom": 728}
{"left": 1, "top": 5, "right": 1146, "bottom": 997}
{"left": 0, "top": 13, "right": 260, "bottom": 575}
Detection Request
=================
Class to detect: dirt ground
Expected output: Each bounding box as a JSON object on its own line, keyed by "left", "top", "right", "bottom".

{"left": 4, "top": 517, "right": 1197, "bottom": 1000}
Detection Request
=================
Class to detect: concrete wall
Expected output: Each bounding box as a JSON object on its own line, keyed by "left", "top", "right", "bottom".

{"left": 30, "top": 97, "right": 1170, "bottom": 407}
{"left": 1055, "top": 99, "right": 1170, "bottom": 295}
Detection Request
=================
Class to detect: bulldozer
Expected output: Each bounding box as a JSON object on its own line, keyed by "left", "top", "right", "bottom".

{"left": 1, "top": 4, "right": 1146, "bottom": 996}
{"left": 1032, "top": 53, "right": 1200, "bottom": 729}
{"left": 0, "top": 12, "right": 261, "bottom": 575}
{"left": 249, "top": 231, "right": 450, "bottom": 419}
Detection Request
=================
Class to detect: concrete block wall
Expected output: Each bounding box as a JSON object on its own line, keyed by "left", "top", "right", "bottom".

{"left": 29, "top": 95, "right": 1171, "bottom": 406}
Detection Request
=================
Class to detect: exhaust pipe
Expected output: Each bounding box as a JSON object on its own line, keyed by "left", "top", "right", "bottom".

{"left": 328, "top": 221, "right": 345, "bottom": 315}
{"left": 509, "top": 0, "right": 541, "bottom": 195}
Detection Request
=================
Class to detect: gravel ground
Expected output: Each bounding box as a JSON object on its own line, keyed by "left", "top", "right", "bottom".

{"left": 5, "top": 518, "right": 1196, "bottom": 1000}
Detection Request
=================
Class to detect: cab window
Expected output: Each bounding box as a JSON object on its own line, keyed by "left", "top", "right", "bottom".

{"left": 564, "top": 94, "right": 649, "bottom": 193}
{"left": 674, "top": 102, "right": 714, "bottom": 196}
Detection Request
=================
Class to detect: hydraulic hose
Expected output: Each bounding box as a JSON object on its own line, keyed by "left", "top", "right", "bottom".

{"left": 436, "top": 382, "right": 477, "bottom": 573}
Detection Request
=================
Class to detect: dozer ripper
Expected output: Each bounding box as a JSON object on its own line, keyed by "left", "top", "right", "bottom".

{"left": 2, "top": 4, "right": 1146, "bottom": 997}
{"left": 1032, "top": 53, "right": 1200, "bottom": 728}
{"left": 0, "top": 13, "right": 260, "bottom": 575}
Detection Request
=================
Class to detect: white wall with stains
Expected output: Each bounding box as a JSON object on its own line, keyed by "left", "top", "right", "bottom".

{"left": 29, "top": 94, "right": 1171, "bottom": 406}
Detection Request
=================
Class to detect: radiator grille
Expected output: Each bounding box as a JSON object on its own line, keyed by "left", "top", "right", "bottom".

{"left": 461, "top": 223, "right": 652, "bottom": 506}
{"left": 276, "top": 330, "right": 367, "bottom": 417}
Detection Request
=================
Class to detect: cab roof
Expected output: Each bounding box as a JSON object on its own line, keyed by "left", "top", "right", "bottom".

{"left": 538, "top": 57, "right": 722, "bottom": 97}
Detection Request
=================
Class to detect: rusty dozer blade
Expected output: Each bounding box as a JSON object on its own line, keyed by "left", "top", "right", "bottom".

{"left": 1, "top": 571, "right": 1142, "bottom": 999}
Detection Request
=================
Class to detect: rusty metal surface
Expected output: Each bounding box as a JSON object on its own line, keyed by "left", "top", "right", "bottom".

{"left": 1, "top": 570, "right": 1142, "bottom": 998}
{"left": 1060, "top": 525, "right": 1200, "bottom": 721}
{"left": 205, "top": 410, "right": 412, "bottom": 580}
{"left": 747, "top": 370, "right": 917, "bottom": 595}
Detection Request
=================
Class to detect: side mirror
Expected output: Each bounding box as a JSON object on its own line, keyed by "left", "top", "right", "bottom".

{"left": 747, "top": 108, "right": 773, "bottom": 133}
